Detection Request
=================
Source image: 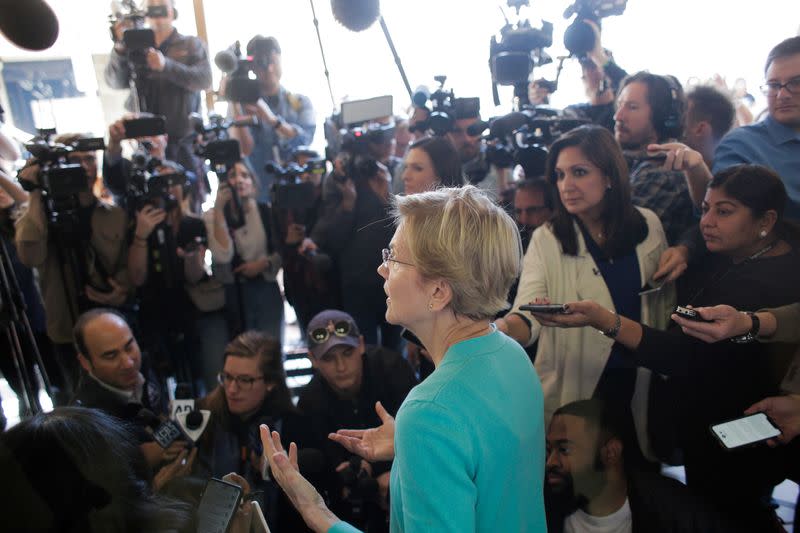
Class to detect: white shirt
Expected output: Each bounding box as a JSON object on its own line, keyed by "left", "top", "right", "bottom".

{"left": 564, "top": 499, "right": 632, "bottom": 533}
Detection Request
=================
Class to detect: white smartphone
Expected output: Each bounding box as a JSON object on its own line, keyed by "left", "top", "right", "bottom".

{"left": 710, "top": 412, "right": 781, "bottom": 449}
{"left": 251, "top": 501, "right": 273, "bottom": 533}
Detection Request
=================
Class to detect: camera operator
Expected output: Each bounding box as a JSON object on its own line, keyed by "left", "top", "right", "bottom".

{"left": 446, "top": 99, "right": 510, "bottom": 199}
{"left": 227, "top": 36, "right": 316, "bottom": 204}
{"left": 271, "top": 148, "right": 340, "bottom": 334}
{"left": 127, "top": 160, "right": 210, "bottom": 391}
{"left": 204, "top": 159, "right": 284, "bottom": 342}
{"left": 314, "top": 153, "right": 400, "bottom": 350}
{"left": 104, "top": 114, "right": 168, "bottom": 200}
{"left": 15, "top": 134, "right": 131, "bottom": 404}
{"left": 105, "top": 0, "right": 212, "bottom": 182}
{"left": 297, "top": 310, "right": 417, "bottom": 532}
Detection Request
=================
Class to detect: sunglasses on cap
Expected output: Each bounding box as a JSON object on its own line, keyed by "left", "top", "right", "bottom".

{"left": 309, "top": 320, "right": 354, "bottom": 345}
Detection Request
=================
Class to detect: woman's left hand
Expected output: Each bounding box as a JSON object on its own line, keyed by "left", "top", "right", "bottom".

{"left": 531, "top": 299, "right": 609, "bottom": 330}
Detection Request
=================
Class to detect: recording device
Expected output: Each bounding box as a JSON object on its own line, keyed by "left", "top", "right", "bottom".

{"left": 176, "top": 409, "right": 211, "bottom": 443}
{"left": 673, "top": 306, "right": 714, "bottom": 323}
{"left": 170, "top": 382, "right": 195, "bottom": 419}
{"left": 482, "top": 109, "right": 588, "bottom": 177}
{"left": 710, "top": 412, "right": 781, "bottom": 450}
{"left": 520, "top": 303, "right": 570, "bottom": 314}
{"left": 266, "top": 160, "right": 326, "bottom": 212}
{"left": 409, "top": 77, "right": 480, "bottom": 137}
{"left": 136, "top": 408, "right": 188, "bottom": 448}
{"left": 489, "top": 0, "right": 554, "bottom": 106}
{"left": 563, "top": 0, "right": 627, "bottom": 58}
{"left": 197, "top": 478, "right": 243, "bottom": 533}
{"left": 215, "top": 41, "right": 262, "bottom": 104}
{"left": 338, "top": 455, "right": 380, "bottom": 523}
{"left": 22, "top": 130, "right": 105, "bottom": 201}
{"left": 123, "top": 115, "right": 166, "bottom": 139}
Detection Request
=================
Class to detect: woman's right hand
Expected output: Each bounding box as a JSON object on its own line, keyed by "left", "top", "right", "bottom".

{"left": 135, "top": 205, "right": 166, "bottom": 239}
{"left": 328, "top": 401, "right": 396, "bottom": 462}
{"left": 215, "top": 183, "right": 233, "bottom": 210}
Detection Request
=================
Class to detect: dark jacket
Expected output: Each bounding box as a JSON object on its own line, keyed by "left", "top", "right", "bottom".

{"left": 546, "top": 471, "right": 742, "bottom": 533}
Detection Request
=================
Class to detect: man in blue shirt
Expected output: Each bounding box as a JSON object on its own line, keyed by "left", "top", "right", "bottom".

{"left": 713, "top": 36, "right": 800, "bottom": 220}
{"left": 229, "top": 36, "right": 316, "bottom": 203}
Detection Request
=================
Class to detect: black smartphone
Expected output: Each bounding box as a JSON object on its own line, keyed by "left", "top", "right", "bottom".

{"left": 519, "top": 304, "right": 570, "bottom": 314}
{"left": 123, "top": 116, "right": 166, "bottom": 139}
{"left": 197, "top": 478, "right": 243, "bottom": 533}
{"left": 710, "top": 412, "right": 781, "bottom": 450}
{"left": 638, "top": 278, "right": 667, "bottom": 296}
{"left": 401, "top": 329, "right": 425, "bottom": 350}
{"left": 673, "top": 305, "right": 713, "bottom": 322}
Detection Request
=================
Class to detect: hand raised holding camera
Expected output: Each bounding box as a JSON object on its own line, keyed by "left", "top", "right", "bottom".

{"left": 135, "top": 205, "right": 167, "bottom": 239}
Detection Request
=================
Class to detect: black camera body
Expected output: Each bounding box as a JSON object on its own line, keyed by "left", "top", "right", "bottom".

{"left": 563, "top": 0, "right": 627, "bottom": 58}
{"left": 267, "top": 161, "right": 325, "bottom": 212}
{"left": 23, "top": 133, "right": 105, "bottom": 201}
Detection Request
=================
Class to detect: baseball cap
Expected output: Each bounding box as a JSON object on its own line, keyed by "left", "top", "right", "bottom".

{"left": 306, "top": 309, "right": 360, "bottom": 359}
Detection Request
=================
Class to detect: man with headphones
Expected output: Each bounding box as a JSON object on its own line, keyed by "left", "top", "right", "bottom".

{"left": 614, "top": 72, "right": 698, "bottom": 245}
{"left": 228, "top": 35, "right": 316, "bottom": 204}
{"left": 105, "top": 0, "right": 212, "bottom": 190}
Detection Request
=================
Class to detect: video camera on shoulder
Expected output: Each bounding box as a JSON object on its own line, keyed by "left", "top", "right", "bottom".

{"left": 215, "top": 41, "right": 262, "bottom": 104}
{"left": 563, "top": 0, "right": 627, "bottom": 58}
{"left": 23, "top": 130, "right": 105, "bottom": 201}
{"left": 267, "top": 159, "right": 326, "bottom": 211}
{"left": 408, "top": 76, "right": 472, "bottom": 137}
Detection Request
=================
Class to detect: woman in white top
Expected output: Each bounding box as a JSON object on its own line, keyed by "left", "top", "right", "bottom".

{"left": 204, "top": 160, "right": 283, "bottom": 341}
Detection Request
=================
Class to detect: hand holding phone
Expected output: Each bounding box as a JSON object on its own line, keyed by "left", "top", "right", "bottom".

{"left": 710, "top": 412, "right": 781, "bottom": 449}
{"left": 673, "top": 305, "right": 713, "bottom": 323}
{"left": 197, "top": 478, "right": 244, "bottom": 533}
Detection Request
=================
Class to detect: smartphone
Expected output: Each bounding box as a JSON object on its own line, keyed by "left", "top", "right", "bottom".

{"left": 710, "top": 412, "right": 781, "bottom": 449}
{"left": 197, "top": 478, "right": 243, "bottom": 533}
{"left": 123, "top": 116, "right": 166, "bottom": 139}
{"left": 673, "top": 305, "right": 713, "bottom": 322}
{"left": 519, "top": 304, "right": 570, "bottom": 314}
{"left": 638, "top": 278, "right": 666, "bottom": 296}
{"left": 250, "top": 501, "right": 273, "bottom": 533}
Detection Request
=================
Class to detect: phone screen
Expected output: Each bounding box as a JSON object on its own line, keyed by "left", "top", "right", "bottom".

{"left": 710, "top": 413, "right": 781, "bottom": 449}
{"left": 197, "top": 478, "right": 243, "bottom": 533}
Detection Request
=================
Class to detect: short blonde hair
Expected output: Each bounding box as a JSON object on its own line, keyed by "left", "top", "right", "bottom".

{"left": 392, "top": 186, "right": 522, "bottom": 320}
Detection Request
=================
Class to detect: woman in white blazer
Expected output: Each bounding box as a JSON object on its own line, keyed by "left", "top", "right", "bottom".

{"left": 498, "top": 125, "right": 674, "bottom": 461}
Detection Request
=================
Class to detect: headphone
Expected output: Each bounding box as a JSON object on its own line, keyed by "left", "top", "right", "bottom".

{"left": 660, "top": 75, "right": 684, "bottom": 140}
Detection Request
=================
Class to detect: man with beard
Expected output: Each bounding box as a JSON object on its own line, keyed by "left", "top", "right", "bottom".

{"left": 613, "top": 73, "right": 698, "bottom": 244}
{"left": 545, "top": 399, "right": 737, "bottom": 533}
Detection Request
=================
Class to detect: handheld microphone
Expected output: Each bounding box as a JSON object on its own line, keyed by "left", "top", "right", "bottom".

{"left": 170, "top": 382, "right": 195, "bottom": 420}
{"left": 488, "top": 112, "right": 528, "bottom": 139}
{"left": 331, "top": 0, "right": 380, "bottom": 32}
{"left": 137, "top": 408, "right": 186, "bottom": 448}
{"left": 0, "top": 0, "right": 60, "bottom": 51}
{"left": 175, "top": 409, "right": 211, "bottom": 443}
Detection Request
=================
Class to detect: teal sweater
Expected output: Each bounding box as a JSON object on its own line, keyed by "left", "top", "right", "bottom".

{"left": 330, "top": 328, "right": 546, "bottom": 533}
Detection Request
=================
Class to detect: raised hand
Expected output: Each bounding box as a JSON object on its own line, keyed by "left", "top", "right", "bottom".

{"left": 328, "top": 401, "right": 396, "bottom": 462}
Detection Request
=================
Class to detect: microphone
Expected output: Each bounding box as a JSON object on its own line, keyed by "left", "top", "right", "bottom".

{"left": 331, "top": 0, "right": 380, "bottom": 32}
{"left": 214, "top": 49, "right": 238, "bottom": 73}
{"left": 175, "top": 409, "right": 211, "bottom": 443}
{"left": 136, "top": 408, "right": 186, "bottom": 448}
{"left": 170, "top": 382, "right": 195, "bottom": 420}
{"left": 411, "top": 85, "right": 430, "bottom": 108}
{"left": 0, "top": 0, "right": 60, "bottom": 51}
{"left": 466, "top": 120, "right": 490, "bottom": 137}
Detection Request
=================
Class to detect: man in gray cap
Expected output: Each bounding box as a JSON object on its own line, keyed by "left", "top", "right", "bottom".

{"left": 297, "top": 309, "right": 417, "bottom": 529}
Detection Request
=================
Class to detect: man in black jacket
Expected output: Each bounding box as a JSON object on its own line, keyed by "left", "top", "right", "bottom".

{"left": 297, "top": 310, "right": 418, "bottom": 532}
{"left": 545, "top": 399, "right": 740, "bottom": 533}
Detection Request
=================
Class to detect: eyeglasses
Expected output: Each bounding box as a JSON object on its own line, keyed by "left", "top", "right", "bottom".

{"left": 217, "top": 371, "right": 265, "bottom": 390}
{"left": 309, "top": 320, "right": 354, "bottom": 345}
{"left": 514, "top": 206, "right": 548, "bottom": 217}
{"left": 381, "top": 248, "right": 415, "bottom": 269}
{"left": 760, "top": 77, "right": 800, "bottom": 96}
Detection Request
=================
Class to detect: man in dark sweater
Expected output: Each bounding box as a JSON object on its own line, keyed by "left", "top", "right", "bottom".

{"left": 297, "top": 309, "right": 417, "bottom": 532}
{"left": 545, "top": 399, "right": 740, "bottom": 533}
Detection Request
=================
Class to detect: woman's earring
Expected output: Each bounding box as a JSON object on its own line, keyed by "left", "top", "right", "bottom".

{"left": 428, "top": 302, "right": 434, "bottom": 311}
{"left": 760, "top": 229, "right": 767, "bottom": 238}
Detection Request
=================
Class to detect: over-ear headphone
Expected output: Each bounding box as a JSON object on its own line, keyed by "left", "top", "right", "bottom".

{"left": 660, "top": 75, "right": 684, "bottom": 140}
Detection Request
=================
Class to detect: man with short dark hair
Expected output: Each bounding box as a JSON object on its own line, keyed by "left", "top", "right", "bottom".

{"left": 545, "top": 399, "right": 737, "bottom": 533}
{"left": 713, "top": 36, "right": 800, "bottom": 220}
{"left": 105, "top": 0, "right": 211, "bottom": 179}
{"left": 228, "top": 35, "right": 315, "bottom": 203}
{"left": 685, "top": 85, "right": 735, "bottom": 168}
{"left": 514, "top": 178, "right": 555, "bottom": 251}
{"left": 297, "top": 309, "right": 417, "bottom": 531}
{"left": 614, "top": 72, "right": 697, "bottom": 244}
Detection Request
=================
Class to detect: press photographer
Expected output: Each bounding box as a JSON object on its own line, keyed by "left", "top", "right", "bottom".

{"left": 126, "top": 159, "right": 209, "bottom": 392}
{"left": 15, "top": 133, "right": 131, "bottom": 403}
{"left": 222, "top": 35, "right": 316, "bottom": 203}
{"left": 268, "top": 149, "right": 340, "bottom": 333}
{"left": 105, "top": 0, "right": 212, "bottom": 182}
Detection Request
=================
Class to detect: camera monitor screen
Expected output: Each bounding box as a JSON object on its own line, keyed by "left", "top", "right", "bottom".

{"left": 341, "top": 95, "right": 393, "bottom": 127}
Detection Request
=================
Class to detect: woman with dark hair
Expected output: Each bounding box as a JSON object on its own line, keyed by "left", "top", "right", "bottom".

{"left": 533, "top": 164, "right": 800, "bottom": 530}
{"left": 401, "top": 136, "right": 463, "bottom": 194}
{"left": 204, "top": 159, "right": 284, "bottom": 342}
{"left": 195, "top": 330, "right": 306, "bottom": 528}
{"left": 0, "top": 407, "right": 192, "bottom": 532}
{"left": 498, "top": 125, "right": 674, "bottom": 457}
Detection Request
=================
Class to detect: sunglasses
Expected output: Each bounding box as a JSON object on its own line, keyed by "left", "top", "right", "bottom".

{"left": 309, "top": 320, "right": 354, "bottom": 345}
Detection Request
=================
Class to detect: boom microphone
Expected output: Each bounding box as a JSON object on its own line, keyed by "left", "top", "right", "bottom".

{"left": 488, "top": 112, "right": 529, "bottom": 139}
{"left": 0, "top": 0, "right": 60, "bottom": 51}
{"left": 331, "top": 0, "right": 380, "bottom": 32}
{"left": 214, "top": 49, "right": 238, "bottom": 73}
{"left": 412, "top": 86, "right": 430, "bottom": 108}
